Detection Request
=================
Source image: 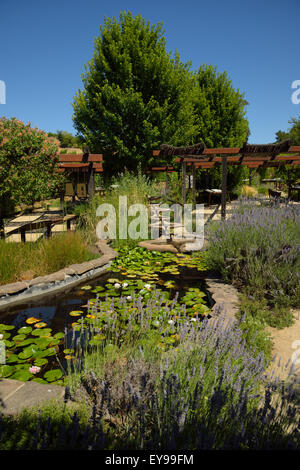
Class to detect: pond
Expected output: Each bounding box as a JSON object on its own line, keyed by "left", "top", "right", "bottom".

{"left": 0, "top": 247, "right": 213, "bottom": 384}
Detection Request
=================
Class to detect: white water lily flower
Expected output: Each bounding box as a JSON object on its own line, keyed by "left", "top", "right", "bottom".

{"left": 144, "top": 283, "right": 151, "bottom": 289}
{"left": 126, "top": 295, "right": 132, "bottom": 300}
{"left": 122, "top": 282, "right": 128, "bottom": 288}
{"left": 114, "top": 283, "right": 121, "bottom": 289}
{"left": 190, "top": 318, "right": 197, "bottom": 322}
{"left": 168, "top": 320, "right": 175, "bottom": 325}
{"left": 0, "top": 334, "right": 3, "bottom": 340}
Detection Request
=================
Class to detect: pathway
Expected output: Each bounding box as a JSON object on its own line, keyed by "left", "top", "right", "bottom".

{"left": 0, "top": 378, "right": 64, "bottom": 416}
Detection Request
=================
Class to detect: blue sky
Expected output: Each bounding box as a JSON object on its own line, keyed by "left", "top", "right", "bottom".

{"left": 0, "top": 0, "right": 299, "bottom": 143}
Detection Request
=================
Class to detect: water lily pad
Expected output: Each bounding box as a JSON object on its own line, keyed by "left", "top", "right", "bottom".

{"left": 32, "top": 378, "right": 48, "bottom": 384}
{"left": 53, "top": 332, "right": 64, "bottom": 340}
{"left": 36, "top": 347, "right": 56, "bottom": 358}
{"left": 13, "top": 334, "right": 27, "bottom": 342}
{"left": 32, "top": 328, "right": 52, "bottom": 337}
{"left": 11, "top": 370, "right": 32, "bottom": 381}
{"left": 34, "top": 322, "right": 48, "bottom": 328}
{"left": 0, "top": 364, "right": 15, "bottom": 378}
{"left": 69, "top": 311, "right": 83, "bottom": 317}
{"left": 33, "top": 337, "right": 52, "bottom": 349}
{"left": 26, "top": 317, "right": 41, "bottom": 325}
{"left": 81, "top": 285, "right": 92, "bottom": 290}
{"left": 17, "top": 338, "right": 35, "bottom": 347}
{"left": 0, "top": 324, "right": 15, "bottom": 331}
{"left": 17, "top": 326, "right": 32, "bottom": 335}
{"left": 44, "top": 369, "right": 63, "bottom": 382}
{"left": 34, "top": 358, "right": 48, "bottom": 367}
{"left": 6, "top": 353, "right": 19, "bottom": 363}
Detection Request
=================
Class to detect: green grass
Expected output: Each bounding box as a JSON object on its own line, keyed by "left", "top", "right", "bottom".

{"left": 0, "top": 231, "right": 98, "bottom": 285}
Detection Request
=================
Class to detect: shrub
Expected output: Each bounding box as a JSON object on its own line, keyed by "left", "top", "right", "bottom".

{"left": 205, "top": 200, "right": 300, "bottom": 326}
{"left": 0, "top": 117, "right": 64, "bottom": 211}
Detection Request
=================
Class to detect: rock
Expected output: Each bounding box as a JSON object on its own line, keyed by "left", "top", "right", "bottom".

{"left": 0, "top": 282, "right": 28, "bottom": 296}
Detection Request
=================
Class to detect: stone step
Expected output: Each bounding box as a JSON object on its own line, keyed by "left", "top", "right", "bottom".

{"left": 0, "top": 378, "right": 64, "bottom": 415}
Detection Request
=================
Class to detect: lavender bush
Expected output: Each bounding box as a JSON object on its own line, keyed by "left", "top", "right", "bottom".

{"left": 206, "top": 200, "right": 300, "bottom": 326}
{"left": 1, "top": 291, "right": 299, "bottom": 450}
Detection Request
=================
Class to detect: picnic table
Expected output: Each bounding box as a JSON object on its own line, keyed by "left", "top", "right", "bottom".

{"left": 4, "top": 214, "right": 78, "bottom": 242}
{"left": 205, "top": 189, "right": 232, "bottom": 206}
{"left": 288, "top": 185, "right": 300, "bottom": 200}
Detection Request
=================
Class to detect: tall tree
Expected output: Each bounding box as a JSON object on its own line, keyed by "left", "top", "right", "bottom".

{"left": 193, "top": 64, "right": 249, "bottom": 148}
{"left": 72, "top": 11, "right": 195, "bottom": 174}
{"left": 276, "top": 116, "right": 300, "bottom": 145}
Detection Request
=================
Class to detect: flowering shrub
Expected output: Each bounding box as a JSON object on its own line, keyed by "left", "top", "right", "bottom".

{"left": 206, "top": 200, "right": 300, "bottom": 325}
{"left": 0, "top": 117, "right": 64, "bottom": 210}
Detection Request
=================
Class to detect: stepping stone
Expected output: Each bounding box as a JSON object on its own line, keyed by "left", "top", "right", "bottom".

{"left": 0, "top": 379, "right": 64, "bottom": 415}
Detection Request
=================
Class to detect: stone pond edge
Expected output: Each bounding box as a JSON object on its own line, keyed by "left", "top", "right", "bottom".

{"left": 0, "top": 241, "right": 118, "bottom": 311}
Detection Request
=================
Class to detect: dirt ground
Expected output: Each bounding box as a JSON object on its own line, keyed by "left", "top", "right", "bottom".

{"left": 266, "top": 309, "right": 300, "bottom": 381}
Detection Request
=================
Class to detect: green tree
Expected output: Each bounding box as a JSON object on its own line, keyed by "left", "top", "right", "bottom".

{"left": 48, "top": 130, "right": 82, "bottom": 149}
{"left": 193, "top": 64, "right": 249, "bottom": 148}
{"left": 0, "top": 118, "right": 64, "bottom": 233}
{"left": 276, "top": 116, "right": 300, "bottom": 145}
{"left": 275, "top": 116, "right": 300, "bottom": 185}
{"left": 72, "top": 11, "right": 195, "bottom": 174}
{"left": 193, "top": 65, "right": 249, "bottom": 190}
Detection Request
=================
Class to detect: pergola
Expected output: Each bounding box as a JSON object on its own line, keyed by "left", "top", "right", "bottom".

{"left": 152, "top": 141, "right": 300, "bottom": 218}
{"left": 58, "top": 152, "right": 103, "bottom": 204}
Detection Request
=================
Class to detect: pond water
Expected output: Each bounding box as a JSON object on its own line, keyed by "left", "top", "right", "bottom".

{"left": 0, "top": 250, "right": 213, "bottom": 383}
{"left": 0, "top": 266, "right": 213, "bottom": 334}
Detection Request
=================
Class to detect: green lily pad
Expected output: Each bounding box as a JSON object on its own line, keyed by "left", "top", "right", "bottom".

{"left": 17, "top": 338, "right": 35, "bottom": 347}
{"left": 11, "top": 370, "right": 32, "bottom": 381}
{"left": 44, "top": 369, "right": 63, "bottom": 382}
{"left": 53, "top": 332, "right": 64, "bottom": 340}
{"left": 0, "top": 324, "right": 15, "bottom": 331}
{"left": 36, "top": 347, "right": 57, "bottom": 358}
{"left": 33, "top": 337, "right": 52, "bottom": 349}
{"left": 0, "top": 364, "right": 15, "bottom": 378}
{"left": 13, "top": 334, "right": 27, "bottom": 342}
{"left": 17, "top": 326, "right": 32, "bottom": 335}
{"left": 31, "top": 328, "right": 52, "bottom": 337}
{"left": 32, "top": 378, "right": 48, "bottom": 384}
{"left": 34, "top": 358, "right": 48, "bottom": 367}
{"left": 6, "top": 353, "right": 19, "bottom": 363}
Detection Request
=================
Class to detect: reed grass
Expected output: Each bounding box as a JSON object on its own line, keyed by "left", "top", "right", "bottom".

{"left": 0, "top": 231, "right": 97, "bottom": 285}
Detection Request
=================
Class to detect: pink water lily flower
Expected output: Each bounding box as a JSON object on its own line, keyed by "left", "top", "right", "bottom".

{"left": 29, "top": 366, "right": 41, "bottom": 374}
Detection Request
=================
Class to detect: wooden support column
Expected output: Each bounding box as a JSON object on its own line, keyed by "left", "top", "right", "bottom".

{"left": 182, "top": 159, "right": 186, "bottom": 204}
{"left": 87, "top": 161, "right": 95, "bottom": 197}
{"left": 192, "top": 163, "right": 196, "bottom": 207}
{"left": 165, "top": 166, "right": 169, "bottom": 195}
{"left": 60, "top": 192, "right": 64, "bottom": 211}
{"left": 249, "top": 168, "right": 253, "bottom": 186}
{"left": 221, "top": 155, "right": 228, "bottom": 219}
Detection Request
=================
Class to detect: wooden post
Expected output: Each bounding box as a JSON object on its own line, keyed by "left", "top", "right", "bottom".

{"left": 192, "top": 163, "right": 196, "bottom": 207}
{"left": 165, "top": 166, "right": 169, "bottom": 195}
{"left": 182, "top": 159, "right": 186, "bottom": 204}
{"left": 20, "top": 227, "right": 26, "bottom": 243}
{"left": 87, "top": 161, "right": 95, "bottom": 197}
{"left": 60, "top": 192, "right": 64, "bottom": 211}
{"left": 221, "top": 155, "right": 228, "bottom": 219}
{"left": 249, "top": 168, "right": 253, "bottom": 186}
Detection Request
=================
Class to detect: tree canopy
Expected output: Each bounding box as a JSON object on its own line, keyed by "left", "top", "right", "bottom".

{"left": 72, "top": 11, "right": 249, "bottom": 174}
{"left": 0, "top": 118, "right": 63, "bottom": 216}
{"left": 276, "top": 116, "right": 300, "bottom": 146}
